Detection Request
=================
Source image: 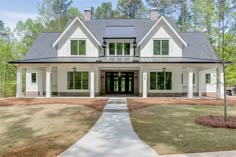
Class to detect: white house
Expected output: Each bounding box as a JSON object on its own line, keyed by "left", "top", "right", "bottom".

{"left": 10, "top": 8, "right": 224, "bottom": 98}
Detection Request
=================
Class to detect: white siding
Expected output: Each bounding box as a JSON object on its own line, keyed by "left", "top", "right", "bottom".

{"left": 140, "top": 20, "right": 182, "bottom": 57}
{"left": 57, "top": 65, "right": 99, "bottom": 93}
{"left": 57, "top": 21, "right": 99, "bottom": 57}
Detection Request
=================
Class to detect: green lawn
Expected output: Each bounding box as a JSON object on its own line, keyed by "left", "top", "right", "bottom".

{"left": 130, "top": 105, "right": 236, "bottom": 154}
{"left": 0, "top": 104, "right": 101, "bottom": 157}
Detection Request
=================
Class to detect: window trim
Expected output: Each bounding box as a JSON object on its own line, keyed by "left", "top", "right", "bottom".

{"left": 67, "top": 71, "right": 89, "bottom": 90}
{"left": 31, "top": 73, "right": 37, "bottom": 84}
{"left": 149, "top": 71, "right": 172, "bottom": 91}
{"left": 108, "top": 42, "right": 131, "bottom": 56}
{"left": 153, "top": 39, "right": 169, "bottom": 56}
{"left": 205, "top": 73, "right": 211, "bottom": 84}
{"left": 70, "top": 39, "right": 87, "bottom": 56}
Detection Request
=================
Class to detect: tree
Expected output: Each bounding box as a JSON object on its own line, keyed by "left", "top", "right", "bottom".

{"left": 146, "top": 0, "right": 176, "bottom": 17}
{"left": 68, "top": 7, "right": 83, "bottom": 19}
{"left": 0, "top": 20, "right": 11, "bottom": 41}
{"left": 94, "top": 2, "right": 114, "bottom": 19}
{"left": 14, "top": 19, "right": 44, "bottom": 49}
{"left": 38, "top": 0, "right": 73, "bottom": 31}
{"left": 117, "top": 0, "right": 148, "bottom": 18}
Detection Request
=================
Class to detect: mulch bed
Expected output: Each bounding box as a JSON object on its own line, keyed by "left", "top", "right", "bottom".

{"left": 0, "top": 98, "right": 108, "bottom": 111}
{"left": 195, "top": 115, "right": 236, "bottom": 129}
{"left": 128, "top": 97, "right": 236, "bottom": 111}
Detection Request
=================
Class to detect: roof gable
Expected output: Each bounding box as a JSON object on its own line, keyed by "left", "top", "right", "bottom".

{"left": 138, "top": 16, "right": 188, "bottom": 47}
{"left": 52, "top": 17, "right": 101, "bottom": 47}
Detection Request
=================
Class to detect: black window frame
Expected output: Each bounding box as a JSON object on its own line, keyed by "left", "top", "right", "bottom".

{"left": 31, "top": 73, "right": 37, "bottom": 84}
{"left": 150, "top": 71, "right": 172, "bottom": 90}
{"left": 67, "top": 71, "right": 89, "bottom": 90}
{"left": 153, "top": 40, "right": 169, "bottom": 55}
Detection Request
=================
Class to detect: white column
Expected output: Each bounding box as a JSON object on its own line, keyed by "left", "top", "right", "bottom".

{"left": 90, "top": 71, "right": 95, "bottom": 98}
{"left": 187, "top": 69, "right": 193, "bottom": 98}
{"left": 143, "top": 72, "right": 147, "bottom": 98}
{"left": 46, "top": 66, "right": 52, "bottom": 98}
{"left": 198, "top": 71, "right": 203, "bottom": 97}
{"left": 218, "top": 66, "right": 224, "bottom": 99}
{"left": 16, "top": 66, "right": 22, "bottom": 98}
{"left": 39, "top": 70, "right": 43, "bottom": 96}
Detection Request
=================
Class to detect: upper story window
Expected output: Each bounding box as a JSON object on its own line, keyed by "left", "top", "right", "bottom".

{"left": 109, "top": 42, "right": 130, "bottom": 56}
{"left": 153, "top": 40, "right": 169, "bottom": 55}
{"left": 70, "top": 40, "right": 86, "bottom": 55}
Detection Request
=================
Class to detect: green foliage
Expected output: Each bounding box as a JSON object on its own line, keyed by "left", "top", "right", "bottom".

{"left": 94, "top": 2, "right": 114, "bottom": 19}
{"left": 117, "top": 0, "right": 148, "bottom": 18}
{"left": 146, "top": 0, "right": 176, "bottom": 17}
{"left": 38, "top": 0, "right": 73, "bottom": 31}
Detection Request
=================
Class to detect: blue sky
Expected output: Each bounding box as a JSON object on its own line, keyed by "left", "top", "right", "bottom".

{"left": 0, "top": 0, "right": 118, "bottom": 30}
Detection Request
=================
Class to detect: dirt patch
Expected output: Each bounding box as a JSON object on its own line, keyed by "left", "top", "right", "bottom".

{"left": 128, "top": 97, "right": 236, "bottom": 111}
{"left": 0, "top": 98, "right": 107, "bottom": 111}
{"left": 195, "top": 115, "right": 236, "bottom": 128}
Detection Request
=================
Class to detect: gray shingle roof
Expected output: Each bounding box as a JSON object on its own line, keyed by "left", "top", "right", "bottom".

{"left": 83, "top": 19, "right": 155, "bottom": 44}
{"left": 11, "top": 18, "right": 220, "bottom": 63}
{"left": 25, "top": 32, "right": 61, "bottom": 60}
{"left": 180, "top": 32, "right": 219, "bottom": 60}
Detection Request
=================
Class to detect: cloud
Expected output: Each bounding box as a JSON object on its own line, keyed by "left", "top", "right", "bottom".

{"left": 0, "top": 10, "right": 38, "bottom": 30}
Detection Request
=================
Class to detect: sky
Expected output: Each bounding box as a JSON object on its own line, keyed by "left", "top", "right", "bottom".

{"left": 0, "top": 0, "right": 118, "bottom": 30}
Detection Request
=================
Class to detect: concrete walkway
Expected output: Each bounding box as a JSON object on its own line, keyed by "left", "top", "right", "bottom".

{"left": 161, "top": 150, "right": 236, "bottom": 157}
{"left": 58, "top": 98, "right": 159, "bottom": 157}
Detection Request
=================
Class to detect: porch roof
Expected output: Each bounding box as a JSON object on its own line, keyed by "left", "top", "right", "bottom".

{"left": 9, "top": 56, "right": 223, "bottom": 64}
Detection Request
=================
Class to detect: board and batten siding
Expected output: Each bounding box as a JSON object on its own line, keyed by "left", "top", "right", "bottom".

{"left": 140, "top": 20, "right": 182, "bottom": 57}
{"left": 57, "top": 21, "right": 99, "bottom": 57}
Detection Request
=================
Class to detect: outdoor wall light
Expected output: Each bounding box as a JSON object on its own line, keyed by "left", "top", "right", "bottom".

{"left": 162, "top": 67, "right": 166, "bottom": 72}
{"left": 73, "top": 67, "right": 77, "bottom": 72}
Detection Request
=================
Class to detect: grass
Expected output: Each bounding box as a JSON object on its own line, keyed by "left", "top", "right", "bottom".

{"left": 129, "top": 104, "right": 236, "bottom": 155}
{"left": 0, "top": 104, "right": 102, "bottom": 157}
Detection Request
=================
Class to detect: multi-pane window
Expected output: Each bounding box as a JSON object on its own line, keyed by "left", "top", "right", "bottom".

{"left": 31, "top": 73, "right": 37, "bottom": 83}
{"left": 116, "top": 43, "right": 123, "bottom": 55}
{"left": 109, "top": 43, "right": 116, "bottom": 55}
{"left": 109, "top": 43, "right": 130, "bottom": 55}
{"left": 67, "top": 71, "right": 88, "bottom": 90}
{"left": 124, "top": 43, "right": 130, "bottom": 55}
{"left": 150, "top": 72, "right": 172, "bottom": 90}
{"left": 70, "top": 40, "right": 86, "bottom": 55}
{"left": 205, "top": 74, "right": 211, "bottom": 84}
{"left": 153, "top": 40, "right": 169, "bottom": 55}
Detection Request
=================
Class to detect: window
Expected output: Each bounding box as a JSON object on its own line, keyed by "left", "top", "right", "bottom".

{"left": 153, "top": 40, "right": 169, "bottom": 55}
{"left": 150, "top": 72, "right": 172, "bottom": 90}
{"left": 124, "top": 43, "right": 130, "bottom": 55}
{"left": 71, "top": 40, "right": 78, "bottom": 55}
{"left": 116, "top": 43, "right": 123, "bottom": 55}
{"left": 67, "top": 71, "right": 89, "bottom": 90}
{"left": 70, "top": 40, "right": 86, "bottom": 55}
{"left": 109, "top": 43, "right": 115, "bottom": 55}
{"left": 31, "top": 73, "right": 37, "bottom": 83}
{"left": 205, "top": 74, "right": 211, "bottom": 84}
{"left": 193, "top": 73, "right": 195, "bottom": 84}
{"left": 109, "top": 42, "right": 130, "bottom": 56}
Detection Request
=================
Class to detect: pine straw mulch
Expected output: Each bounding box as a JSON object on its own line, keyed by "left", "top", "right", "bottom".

{"left": 128, "top": 97, "right": 236, "bottom": 111}
{"left": 0, "top": 98, "right": 107, "bottom": 111}
{"left": 195, "top": 115, "right": 236, "bottom": 129}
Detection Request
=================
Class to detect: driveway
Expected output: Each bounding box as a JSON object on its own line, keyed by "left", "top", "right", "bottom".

{"left": 58, "top": 98, "right": 158, "bottom": 157}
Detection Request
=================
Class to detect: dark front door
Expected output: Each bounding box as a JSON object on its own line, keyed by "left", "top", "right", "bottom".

{"left": 106, "top": 72, "right": 134, "bottom": 94}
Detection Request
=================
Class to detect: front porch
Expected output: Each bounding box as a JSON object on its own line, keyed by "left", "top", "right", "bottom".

{"left": 15, "top": 64, "right": 225, "bottom": 99}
